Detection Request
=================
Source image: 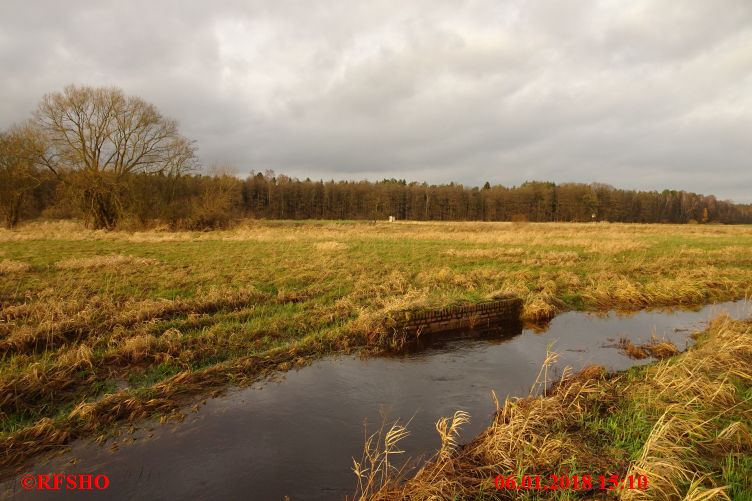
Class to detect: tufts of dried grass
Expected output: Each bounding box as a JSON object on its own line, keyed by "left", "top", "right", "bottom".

{"left": 619, "top": 339, "right": 649, "bottom": 359}
{"left": 646, "top": 341, "right": 679, "bottom": 360}
{"left": 579, "top": 269, "right": 739, "bottom": 312}
{"left": 522, "top": 293, "right": 561, "bottom": 323}
{"left": 120, "top": 335, "right": 158, "bottom": 363}
{"left": 0, "top": 286, "right": 267, "bottom": 355}
{"left": 0, "top": 343, "right": 97, "bottom": 416}
{"left": 0, "top": 418, "right": 70, "bottom": 470}
{"left": 67, "top": 394, "right": 177, "bottom": 430}
{"left": 0, "top": 259, "right": 31, "bottom": 274}
{"left": 416, "top": 267, "right": 477, "bottom": 289}
{"left": 54, "top": 254, "right": 158, "bottom": 270}
{"left": 314, "top": 241, "right": 348, "bottom": 252}
{"left": 618, "top": 337, "right": 680, "bottom": 360}
{"left": 443, "top": 247, "right": 526, "bottom": 259}
{"left": 349, "top": 288, "right": 431, "bottom": 348}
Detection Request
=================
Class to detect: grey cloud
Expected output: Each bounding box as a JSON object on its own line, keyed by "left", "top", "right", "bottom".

{"left": 1, "top": 0, "right": 751, "bottom": 201}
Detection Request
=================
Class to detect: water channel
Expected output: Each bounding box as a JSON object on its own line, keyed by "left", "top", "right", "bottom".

{"left": 4, "top": 300, "right": 749, "bottom": 500}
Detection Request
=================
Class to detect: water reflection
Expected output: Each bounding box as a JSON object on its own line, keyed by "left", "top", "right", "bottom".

{"left": 392, "top": 319, "right": 523, "bottom": 355}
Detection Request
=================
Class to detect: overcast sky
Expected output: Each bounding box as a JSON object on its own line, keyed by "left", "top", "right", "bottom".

{"left": 1, "top": 1, "right": 751, "bottom": 201}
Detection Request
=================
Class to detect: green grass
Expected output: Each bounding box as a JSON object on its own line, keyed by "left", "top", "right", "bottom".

{"left": 722, "top": 454, "right": 752, "bottom": 500}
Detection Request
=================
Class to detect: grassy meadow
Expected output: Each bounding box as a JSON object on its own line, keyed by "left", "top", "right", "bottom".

{"left": 1, "top": 220, "right": 752, "bottom": 475}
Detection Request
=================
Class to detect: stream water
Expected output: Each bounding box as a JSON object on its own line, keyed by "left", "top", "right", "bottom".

{"left": 3, "top": 300, "right": 749, "bottom": 500}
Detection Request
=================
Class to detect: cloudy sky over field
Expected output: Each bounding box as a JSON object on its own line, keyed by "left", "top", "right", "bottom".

{"left": 1, "top": 0, "right": 751, "bottom": 201}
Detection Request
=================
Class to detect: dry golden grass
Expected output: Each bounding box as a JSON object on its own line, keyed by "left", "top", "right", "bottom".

{"left": 618, "top": 337, "right": 679, "bottom": 360}
{"left": 54, "top": 254, "right": 158, "bottom": 270}
{"left": 0, "top": 286, "right": 266, "bottom": 356}
{"left": 2, "top": 219, "right": 752, "bottom": 245}
{"left": 0, "top": 259, "right": 31, "bottom": 274}
{"left": 314, "top": 241, "right": 348, "bottom": 252}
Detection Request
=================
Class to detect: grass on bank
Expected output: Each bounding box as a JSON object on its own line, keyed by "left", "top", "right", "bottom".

{"left": 1, "top": 220, "right": 751, "bottom": 474}
{"left": 355, "top": 315, "right": 752, "bottom": 500}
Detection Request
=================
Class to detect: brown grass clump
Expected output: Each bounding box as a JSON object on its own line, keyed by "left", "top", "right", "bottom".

{"left": 618, "top": 337, "right": 680, "bottom": 360}
{"left": 0, "top": 418, "right": 70, "bottom": 469}
{"left": 0, "top": 344, "right": 98, "bottom": 416}
{"left": 54, "top": 254, "right": 158, "bottom": 270}
{"left": 120, "top": 335, "right": 158, "bottom": 363}
{"left": 314, "top": 241, "right": 348, "bottom": 252}
{"left": 522, "top": 294, "right": 561, "bottom": 323}
{"left": 0, "top": 259, "right": 31, "bottom": 274}
{"left": 618, "top": 339, "right": 649, "bottom": 359}
{"left": 349, "top": 288, "right": 431, "bottom": 348}
{"left": 573, "top": 364, "right": 607, "bottom": 382}
{"left": 645, "top": 341, "right": 679, "bottom": 359}
{"left": 444, "top": 247, "right": 527, "bottom": 259}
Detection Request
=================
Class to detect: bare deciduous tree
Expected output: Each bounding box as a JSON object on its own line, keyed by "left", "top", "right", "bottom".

{"left": 0, "top": 123, "right": 44, "bottom": 228}
{"left": 34, "top": 85, "right": 196, "bottom": 229}
{"left": 174, "top": 164, "right": 240, "bottom": 229}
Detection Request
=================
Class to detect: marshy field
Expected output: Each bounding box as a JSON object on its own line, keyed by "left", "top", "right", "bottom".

{"left": 1, "top": 220, "right": 751, "bottom": 499}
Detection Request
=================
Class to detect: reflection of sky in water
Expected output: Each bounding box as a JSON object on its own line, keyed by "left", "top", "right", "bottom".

{"left": 6, "top": 301, "right": 749, "bottom": 501}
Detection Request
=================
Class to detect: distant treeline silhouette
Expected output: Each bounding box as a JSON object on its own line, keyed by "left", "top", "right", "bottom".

{"left": 6, "top": 170, "right": 752, "bottom": 229}
{"left": 2, "top": 84, "right": 751, "bottom": 229}
{"left": 239, "top": 174, "right": 752, "bottom": 224}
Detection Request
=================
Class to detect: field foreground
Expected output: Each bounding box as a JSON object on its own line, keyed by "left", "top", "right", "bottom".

{"left": 1, "top": 220, "right": 751, "bottom": 473}
{"left": 360, "top": 315, "right": 752, "bottom": 500}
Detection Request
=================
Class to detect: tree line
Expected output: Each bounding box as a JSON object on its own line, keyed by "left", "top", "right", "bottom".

{"left": 2, "top": 85, "right": 751, "bottom": 229}
{"left": 240, "top": 176, "right": 752, "bottom": 224}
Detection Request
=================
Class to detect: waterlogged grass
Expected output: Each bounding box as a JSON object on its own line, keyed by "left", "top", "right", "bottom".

{"left": 359, "top": 316, "right": 752, "bottom": 500}
{"left": 1, "top": 220, "right": 752, "bottom": 473}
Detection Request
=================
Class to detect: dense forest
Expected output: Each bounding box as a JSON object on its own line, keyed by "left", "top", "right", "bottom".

{"left": 2, "top": 85, "right": 751, "bottom": 229}
{"left": 239, "top": 174, "right": 752, "bottom": 224}
{"left": 5, "top": 170, "right": 752, "bottom": 228}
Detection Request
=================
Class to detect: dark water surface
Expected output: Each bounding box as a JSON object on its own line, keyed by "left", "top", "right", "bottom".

{"left": 4, "top": 300, "right": 749, "bottom": 500}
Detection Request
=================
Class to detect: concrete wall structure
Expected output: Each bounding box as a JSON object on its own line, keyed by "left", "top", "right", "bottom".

{"left": 393, "top": 296, "right": 523, "bottom": 338}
